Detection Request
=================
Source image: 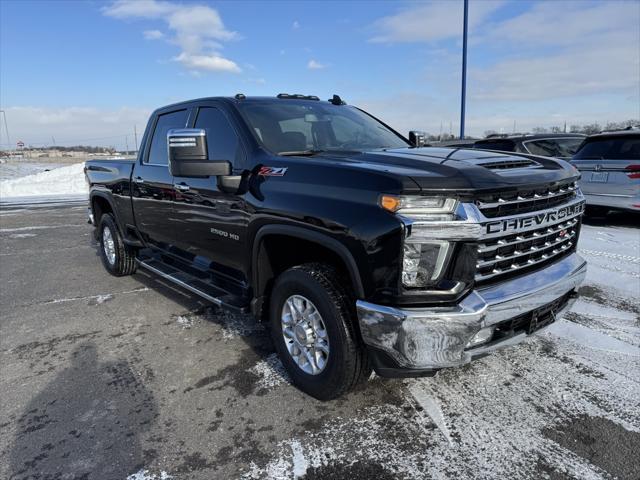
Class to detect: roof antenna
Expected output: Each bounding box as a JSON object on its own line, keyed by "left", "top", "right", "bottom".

{"left": 329, "top": 94, "right": 345, "bottom": 105}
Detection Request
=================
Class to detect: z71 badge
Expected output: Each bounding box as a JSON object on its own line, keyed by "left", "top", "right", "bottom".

{"left": 259, "top": 166, "right": 288, "bottom": 177}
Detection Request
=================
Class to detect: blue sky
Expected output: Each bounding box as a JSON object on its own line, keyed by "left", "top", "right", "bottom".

{"left": 1, "top": 0, "right": 638, "bottom": 149}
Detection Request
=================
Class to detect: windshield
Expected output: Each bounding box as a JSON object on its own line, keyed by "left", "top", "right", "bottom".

{"left": 524, "top": 138, "right": 584, "bottom": 158}
{"left": 573, "top": 135, "right": 640, "bottom": 160}
{"left": 236, "top": 100, "right": 409, "bottom": 154}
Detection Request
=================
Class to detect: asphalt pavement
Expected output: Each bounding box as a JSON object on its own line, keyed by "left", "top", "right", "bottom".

{"left": 1, "top": 205, "right": 638, "bottom": 480}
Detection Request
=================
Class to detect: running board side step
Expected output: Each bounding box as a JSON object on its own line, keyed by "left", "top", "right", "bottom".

{"left": 137, "top": 257, "right": 249, "bottom": 313}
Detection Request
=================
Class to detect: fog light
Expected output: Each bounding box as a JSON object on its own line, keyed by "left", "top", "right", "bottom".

{"left": 467, "top": 327, "right": 494, "bottom": 348}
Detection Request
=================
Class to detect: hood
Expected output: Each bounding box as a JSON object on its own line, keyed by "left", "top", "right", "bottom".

{"left": 310, "top": 147, "right": 578, "bottom": 194}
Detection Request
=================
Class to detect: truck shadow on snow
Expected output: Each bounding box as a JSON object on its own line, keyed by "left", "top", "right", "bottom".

{"left": 8, "top": 342, "right": 157, "bottom": 480}
{"left": 581, "top": 210, "right": 640, "bottom": 228}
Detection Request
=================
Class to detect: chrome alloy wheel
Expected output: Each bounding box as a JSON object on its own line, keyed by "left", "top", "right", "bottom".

{"left": 102, "top": 226, "right": 116, "bottom": 266}
{"left": 281, "top": 295, "right": 330, "bottom": 375}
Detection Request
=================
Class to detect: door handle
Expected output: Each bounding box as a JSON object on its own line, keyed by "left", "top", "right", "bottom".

{"left": 174, "top": 183, "right": 190, "bottom": 192}
{"left": 134, "top": 176, "right": 144, "bottom": 184}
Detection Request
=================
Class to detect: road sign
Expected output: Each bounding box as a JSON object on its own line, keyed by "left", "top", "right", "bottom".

{"left": 17, "top": 140, "right": 24, "bottom": 148}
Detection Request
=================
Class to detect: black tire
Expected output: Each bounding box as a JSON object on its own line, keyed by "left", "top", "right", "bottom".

{"left": 98, "top": 213, "right": 137, "bottom": 276}
{"left": 269, "top": 263, "right": 371, "bottom": 400}
{"left": 585, "top": 205, "right": 609, "bottom": 218}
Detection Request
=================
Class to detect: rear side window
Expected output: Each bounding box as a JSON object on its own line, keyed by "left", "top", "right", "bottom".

{"left": 524, "top": 138, "right": 584, "bottom": 158}
{"left": 473, "top": 140, "right": 516, "bottom": 152}
{"left": 146, "top": 109, "right": 189, "bottom": 165}
{"left": 195, "top": 107, "right": 243, "bottom": 166}
{"left": 574, "top": 136, "right": 640, "bottom": 160}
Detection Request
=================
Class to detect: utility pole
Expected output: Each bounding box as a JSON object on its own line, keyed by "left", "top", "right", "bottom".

{"left": 134, "top": 125, "right": 138, "bottom": 153}
{"left": 125, "top": 135, "right": 129, "bottom": 154}
{"left": 459, "top": 0, "right": 469, "bottom": 139}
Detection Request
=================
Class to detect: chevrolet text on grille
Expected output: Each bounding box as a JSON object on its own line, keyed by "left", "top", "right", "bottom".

{"left": 485, "top": 203, "right": 585, "bottom": 234}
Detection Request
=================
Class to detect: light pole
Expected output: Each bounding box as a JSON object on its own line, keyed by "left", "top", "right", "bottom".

{"left": 459, "top": 0, "right": 469, "bottom": 139}
{"left": 0, "top": 110, "right": 11, "bottom": 151}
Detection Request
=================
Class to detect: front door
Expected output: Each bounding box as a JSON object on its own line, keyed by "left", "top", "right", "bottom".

{"left": 171, "top": 105, "right": 250, "bottom": 289}
{"left": 132, "top": 108, "right": 189, "bottom": 249}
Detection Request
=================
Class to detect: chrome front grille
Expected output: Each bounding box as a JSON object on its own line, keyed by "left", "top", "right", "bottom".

{"left": 475, "top": 216, "right": 581, "bottom": 283}
{"left": 476, "top": 181, "right": 577, "bottom": 218}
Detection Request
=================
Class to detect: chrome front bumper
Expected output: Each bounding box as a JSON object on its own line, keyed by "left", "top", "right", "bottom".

{"left": 356, "top": 252, "right": 587, "bottom": 372}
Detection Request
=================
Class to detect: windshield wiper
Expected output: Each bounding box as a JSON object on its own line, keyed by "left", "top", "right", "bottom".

{"left": 278, "top": 149, "right": 326, "bottom": 156}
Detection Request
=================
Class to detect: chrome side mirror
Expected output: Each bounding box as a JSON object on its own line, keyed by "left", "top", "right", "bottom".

{"left": 167, "top": 129, "right": 231, "bottom": 177}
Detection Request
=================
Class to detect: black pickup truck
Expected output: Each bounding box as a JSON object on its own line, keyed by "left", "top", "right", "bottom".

{"left": 85, "top": 94, "right": 587, "bottom": 399}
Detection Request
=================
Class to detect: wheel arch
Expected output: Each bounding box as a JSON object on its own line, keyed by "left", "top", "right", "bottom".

{"left": 90, "top": 191, "right": 117, "bottom": 227}
{"left": 251, "top": 225, "right": 365, "bottom": 308}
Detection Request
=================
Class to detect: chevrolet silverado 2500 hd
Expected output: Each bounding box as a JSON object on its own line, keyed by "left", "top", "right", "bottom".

{"left": 85, "top": 94, "right": 587, "bottom": 400}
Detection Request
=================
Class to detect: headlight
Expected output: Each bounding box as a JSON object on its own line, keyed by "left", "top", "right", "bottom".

{"left": 380, "top": 195, "right": 459, "bottom": 288}
{"left": 380, "top": 195, "right": 458, "bottom": 220}
{"left": 402, "top": 240, "right": 451, "bottom": 287}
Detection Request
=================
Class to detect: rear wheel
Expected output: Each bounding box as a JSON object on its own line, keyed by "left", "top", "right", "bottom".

{"left": 98, "top": 213, "right": 137, "bottom": 276}
{"left": 269, "top": 263, "right": 371, "bottom": 400}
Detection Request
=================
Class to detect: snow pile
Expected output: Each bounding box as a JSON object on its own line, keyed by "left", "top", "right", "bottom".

{"left": 0, "top": 162, "right": 87, "bottom": 198}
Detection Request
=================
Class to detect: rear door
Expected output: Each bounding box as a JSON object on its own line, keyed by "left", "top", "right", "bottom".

{"left": 132, "top": 108, "right": 190, "bottom": 249}
{"left": 170, "top": 103, "right": 251, "bottom": 290}
{"left": 572, "top": 135, "right": 640, "bottom": 199}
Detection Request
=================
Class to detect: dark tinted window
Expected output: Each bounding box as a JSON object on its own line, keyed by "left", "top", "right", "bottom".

{"left": 237, "top": 101, "right": 408, "bottom": 154}
{"left": 472, "top": 140, "right": 516, "bottom": 152}
{"left": 147, "top": 109, "right": 188, "bottom": 165}
{"left": 573, "top": 136, "right": 640, "bottom": 160}
{"left": 195, "top": 107, "right": 242, "bottom": 166}
{"left": 524, "top": 138, "right": 584, "bottom": 158}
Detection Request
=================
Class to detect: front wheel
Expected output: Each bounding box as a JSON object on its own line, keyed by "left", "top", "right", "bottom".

{"left": 269, "top": 263, "right": 371, "bottom": 400}
{"left": 98, "top": 213, "right": 137, "bottom": 276}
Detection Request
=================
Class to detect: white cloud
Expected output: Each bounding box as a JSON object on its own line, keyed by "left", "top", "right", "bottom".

{"left": 307, "top": 59, "right": 326, "bottom": 70}
{"left": 484, "top": 0, "right": 639, "bottom": 48}
{"left": 472, "top": 1, "right": 640, "bottom": 102}
{"left": 367, "top": 0, "right": 639, "bottom": 117}
{"left": 370, "top": 1, "right": 505, "bottom": 43}
{"left": 143, "top": 29, "right": 164, "bottom": 40}
{"left": 471, "top": 43, "right": 639, "bottom": 102}
{"left": 173, "top": 52, "right": 241, "bottom": 73}
{"left": 103, "top": 0, "right": 240, "bottom": 73}
{"left": 292, "top": 20, "right": 300, "bottom": 29}
{"left": 2, "top": 106, "right": 152, "bottom": 149}
{"left": 102, "top": 0, "right": 174, "bottom": 18}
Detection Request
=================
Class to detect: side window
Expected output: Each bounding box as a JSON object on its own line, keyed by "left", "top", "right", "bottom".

{"left": 195, "top": 107, "right": 242, "bottom": 166}
{"left": 146, "top": 109, "right": 189, "bottom": 165}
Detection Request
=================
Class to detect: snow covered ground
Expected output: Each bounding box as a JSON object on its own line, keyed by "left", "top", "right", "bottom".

{"left": 0, "top": 161, "right": 66, "bottom": 181}
{"left": 0, "top": 162, "right": 87, "bottom": 199}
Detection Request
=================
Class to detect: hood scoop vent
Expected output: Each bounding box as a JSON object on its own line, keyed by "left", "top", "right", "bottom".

{"left": 471, "top": 157, "right": 541, "bottom": 170}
